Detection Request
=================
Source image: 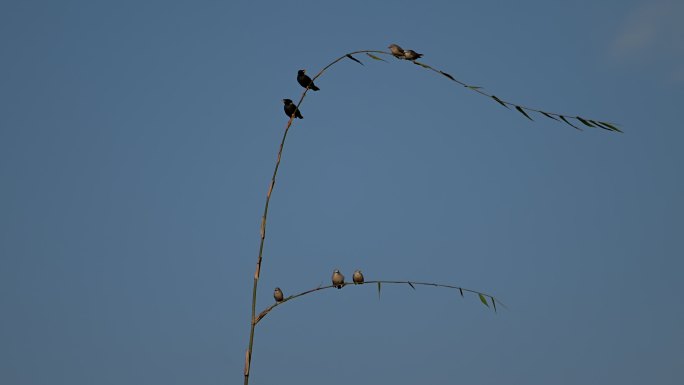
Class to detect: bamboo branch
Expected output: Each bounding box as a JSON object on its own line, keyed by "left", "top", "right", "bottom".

{"left": 405, "top": 59, "right": 622, "bottom": 132}
{"left": 245, "top": 46, "right": 615, "bottom": 385}
{"left": 254, "top": 279, "right": 505, "bottom": 326}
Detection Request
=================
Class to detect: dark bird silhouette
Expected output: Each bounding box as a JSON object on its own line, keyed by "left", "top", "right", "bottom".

{"left": 283, "top": 99, "right": 303, "bottom": 119}
{"left": 297, "top": 69, "right": 320, "bottom": 91}
{"left": 403, "top": 49, "right": 423, "bottom": 60}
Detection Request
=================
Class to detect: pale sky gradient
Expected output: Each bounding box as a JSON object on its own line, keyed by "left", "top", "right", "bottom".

{"left": 610, "top": 0, "right": 684, "bottom": 82}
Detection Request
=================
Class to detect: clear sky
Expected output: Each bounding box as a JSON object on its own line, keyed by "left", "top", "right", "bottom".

{"left": 1, "top": 0, "right": 683, "bottom": 384}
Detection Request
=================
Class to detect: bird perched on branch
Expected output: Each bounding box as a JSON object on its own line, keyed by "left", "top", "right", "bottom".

{"left": 297, "top": 69, "right": 320, "bottom": 91}
{"left": 353, "top": 270, "right": 364, "bottom": 284}
{"left": 388, "top": 43, "right": 405, "bottom": 59}
{"left": 273, "top": 287, "right": 284, "bottom": 302}
{"left": 332, "top": 270, "right": 345, "bottom": 289}
{"left": 282, "top": 98, "right": 303, "bottom": 119}
{"left": 403, "top": 49, "right": 423, "bottom": 61}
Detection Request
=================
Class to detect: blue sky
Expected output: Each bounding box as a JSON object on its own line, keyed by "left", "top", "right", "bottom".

{"left": 1, "top": 0, "right": 683, "bottom": 384}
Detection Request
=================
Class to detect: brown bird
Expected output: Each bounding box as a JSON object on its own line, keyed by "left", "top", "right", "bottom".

{"left": 403, "top": 49, "right": 423, "bottom": 61}
{"left": 388, "top": 43, "right": 405, "bottom": 59}
{"left": 332, "top": 269, "right": 345, "bottom": 289}
{"left": 273, "top": 287, "right": 284, "bottom": 302}
{"left": 353, "top": 270, "right": 364, "bottom": 284}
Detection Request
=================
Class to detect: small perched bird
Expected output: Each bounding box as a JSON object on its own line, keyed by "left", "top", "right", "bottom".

{"left": 282, "top": 98, "right": 303, "bottom": 119}
{"left": 403, "top": 49, "right": 423, "bottom": 61}
{"left": 388, "top": 43, "right": 405, "bottom": 59}
{"left": 274, "top": 287, "right": 284, "bottom": 302}
{"left": 297, "top": 69, "right": 320, "bottom": 91}
{"left": 352, "top": 270, "right": 364, "bottom": 284}
{"left": 332, "top": 269, "right": 345, "bottom": 289}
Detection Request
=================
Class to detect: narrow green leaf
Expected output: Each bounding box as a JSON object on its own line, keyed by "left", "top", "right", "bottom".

{"left": 479, "top": 293, "right": 489, "bottom": 307}
{"left": 559, "top": 115, "right": 582, "bottom": 130}
{"left": 491, "top": 297, "right": 497, "bottom": 313}
{"left": 590, "top": 120, "right": 615, "bottom": 132}
{"left": 407, "top": 282, "right": 416, "bottom": 290}
{"left": 439, "top": 70, "right": 456, "bottom": 81}
{"left": 541, "top": 111, "right": 560, "bottom": 121}
{"left": 576, "top": 116, "right": 595, "bottom": 128}
{"left": 413, "top": 61, "right": 431, "bottom": 69}
{"left": 590, "top": 120, "right": 609, "bottom": 129}
{"left": 366, "top": 53, "right": 387, "bottom": 62}
{"left": 491, "top": 95, "right": 509, "bottom": 109}
{"left": 346, "top": 54, "right": 364, "bottom": 66}
{"left": 599, "top": 121, "right": 623, "bottom": 133}
{"left": 377, "top": 282, "right": 381, "bottom": 299}
{"left": 467, "top": 85, "right": 483, "bottom": 90}
{"left": 515, "top": 106, "right": 534, "bottom": 121}
{"left": 459, "top": 288, "right": 464, "bottom": 297}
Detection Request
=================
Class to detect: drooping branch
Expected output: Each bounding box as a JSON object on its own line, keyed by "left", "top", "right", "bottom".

{"left": 360, "top": 52, "right": 622, "bottom": 132}
{"left": 406, "top": 59, "right": 622, "bottom": 132}
{"left": 254, "top": 279, "right": 505, "bottom": 326}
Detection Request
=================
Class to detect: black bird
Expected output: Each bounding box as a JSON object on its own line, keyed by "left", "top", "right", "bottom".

{"left": 283, "top": 99, "right": 303, "bottom": 119}
{"left": 297, "top": 69, "right": 320, "bottom": 91}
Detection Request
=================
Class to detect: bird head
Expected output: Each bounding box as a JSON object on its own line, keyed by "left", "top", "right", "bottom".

{"left": 298, "top": 69, "right": 306, "bottom": 75}
{"left": 282, "top": 98, "right": 292, "bottom": 104}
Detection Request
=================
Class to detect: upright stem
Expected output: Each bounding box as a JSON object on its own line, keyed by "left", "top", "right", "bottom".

{"left": 243, "top": 50, "right": 390, "bottom": 385}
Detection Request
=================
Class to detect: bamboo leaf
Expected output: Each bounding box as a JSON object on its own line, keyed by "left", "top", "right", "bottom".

{"left": 439, "top": 70, "right": 456, "bottom": 81}
{"left": 413, "top": 61, "right": 431, "bottom": 69}
{"left": 346, "top": 54, "right": 364, "bottom": 65}
{"left": 467, "top": 85, "right": 483, "bottom": 90}
{"left": 366, "top": 53, "right": 387, "bottom": 62}
{"left": 559, "top": 115, "right": 582, "bottom": 131}
{"left": 515, "top": 106, "right": 534, "bottom": 121}
{"left": 541, "top": 111, "right": 560, "bottom": 121}
{"left": 491, "top": 297, "right": 497, "bottom": 313}
{"left": 479, "top": 293, "right": 489, "bottom": 307}
{"left": 407, "top": 281, "right": 416, "bottom": 290}
{"left": 491, "top": 95, "right": 509, "bottom": 109}
{"left": 598, "top": 121, "right": 623, "bottom": 133}
{"left": 459, "top": 288, "right": 464, "bottom": 297}
{"left": 377, "top": 282, "right": 381, "bottom": 299}
{"left": 590, "top": 120, "right": 608, "bottom": 129}
{"left": 576, "top": 116, "right": 595, "bottom": 128}
{"left": 590, "top": 120, "right": 615, "bottom": 132}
